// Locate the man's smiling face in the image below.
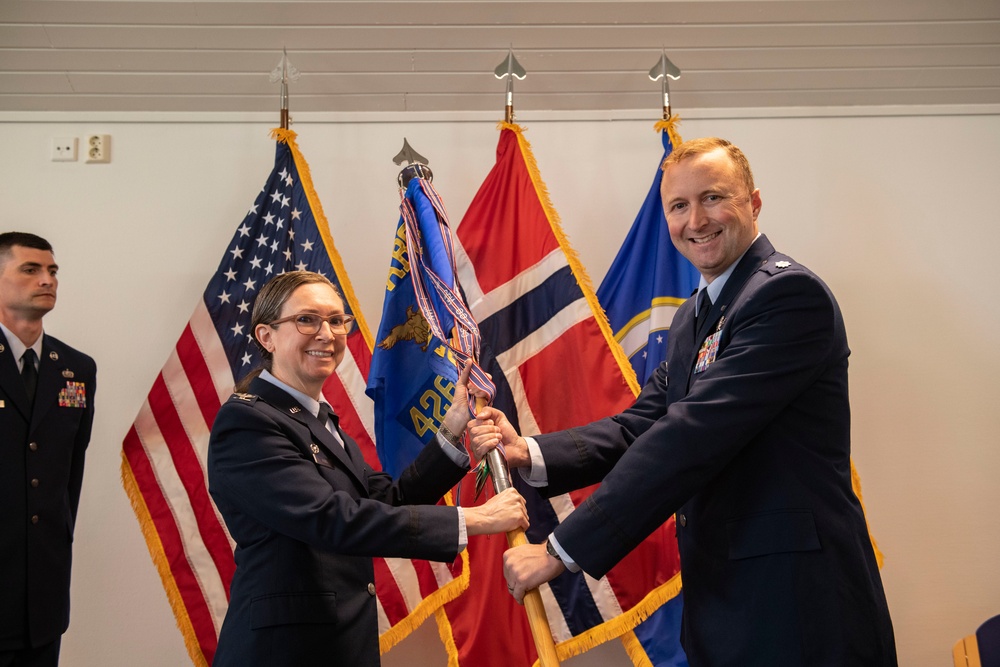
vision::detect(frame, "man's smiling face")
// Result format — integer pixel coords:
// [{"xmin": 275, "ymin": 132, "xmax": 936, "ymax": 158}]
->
[{"xmin": 661, "ymin": 147, "xmax": 762, "ymax": 283}]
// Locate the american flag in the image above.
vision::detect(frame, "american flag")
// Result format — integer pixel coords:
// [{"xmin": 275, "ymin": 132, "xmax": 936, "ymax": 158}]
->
[{"xmin": 120, "ymin": 129, "xmax": 456, "ymax": 666}]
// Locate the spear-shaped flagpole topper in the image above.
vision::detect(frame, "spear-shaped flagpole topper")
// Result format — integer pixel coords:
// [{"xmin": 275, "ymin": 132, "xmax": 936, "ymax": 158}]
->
[
  {"xmin": 494, "ymin": 48, "xmax": 527, "ymax": 123},
  {"xmin": 269, "ymin": 47, "xmax": 301, "ymax": 129},
  {"xmin": 393, "ymin": 138, "xmax": 433, "ymax": 189},
  {"xmin": 649, "ymin": 50, "xmax": 681, "ymax": 120}
]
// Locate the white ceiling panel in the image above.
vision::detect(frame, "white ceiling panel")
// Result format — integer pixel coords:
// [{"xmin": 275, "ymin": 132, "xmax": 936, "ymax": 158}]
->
[{"xmin": 1, "ymin": 0, "xmax": 998, "ymax": 114}]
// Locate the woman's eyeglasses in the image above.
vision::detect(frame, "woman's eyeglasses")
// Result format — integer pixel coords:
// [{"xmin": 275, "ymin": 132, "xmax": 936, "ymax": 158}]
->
[{"xmin": 269, "ymin": 313, "xmax": 355, "ymax": 335}]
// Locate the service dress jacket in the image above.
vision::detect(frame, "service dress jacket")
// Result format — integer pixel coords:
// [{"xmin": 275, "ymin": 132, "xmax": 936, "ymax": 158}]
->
[
  {"xmin": 208, "ymin": 376, "xmax": 467, "ymax": 667},
  {"xmin": 0, "ymin": 330, "xmax": 96, "ymax": 650},
  {"xmin": 537, "ymin": 236, "xmax": 896, "ymax": 666}
]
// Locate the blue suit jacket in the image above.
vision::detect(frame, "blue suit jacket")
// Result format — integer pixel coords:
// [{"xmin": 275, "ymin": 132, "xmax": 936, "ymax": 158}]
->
[
  {"xmin": 537, "ymin": 236, "xmax": 896, "ymax": 666},
  {"xmin": 0, "ymin": 330, "xmax": 96, "ymax": 650},
  {"xmin": 208, "ymin": 376, "xmax": 466, "ymax": 667}
]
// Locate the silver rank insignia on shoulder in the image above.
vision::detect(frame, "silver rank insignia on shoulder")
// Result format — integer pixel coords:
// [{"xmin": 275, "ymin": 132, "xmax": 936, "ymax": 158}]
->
[
  {"xmin": 232, "ymin": 392, "xmax": 255, "ymax": 401},
  {"xmin": 62, "ymin": 369, "xmax": 75, "ymax": 378},
  {"xmin": 775, "ymin": 261, "xmax": 791, "ymax": 269},
  {"xmin": 289, "ymin": 406, "xmax": 301, "ymax": 414},
  {"xmin": 49, "ymin": 351, "xmax": 59, "ymax": 360}
]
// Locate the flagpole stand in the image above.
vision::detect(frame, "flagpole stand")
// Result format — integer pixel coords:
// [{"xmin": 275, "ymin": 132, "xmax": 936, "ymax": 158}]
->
[{"xmin": 483, "ymin": 427, "xmax": 561, "ymax": 667}]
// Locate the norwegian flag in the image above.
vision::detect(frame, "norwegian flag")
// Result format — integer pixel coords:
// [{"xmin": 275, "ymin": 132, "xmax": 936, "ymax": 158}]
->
[
  {"xmin": 442, "ymin": 124, "xmax": 683, "ymax": 666},
  {"xmin": 119, "ymin": 129, "xmax": 455, "ymax": 666}
]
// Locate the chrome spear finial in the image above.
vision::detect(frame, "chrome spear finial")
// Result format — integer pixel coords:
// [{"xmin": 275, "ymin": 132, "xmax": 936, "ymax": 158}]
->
[
  {"xmin": 269, "ymin": 48, "xmax": 301, "ymax": 128},
  {"xmin": 648, "ymin": 50, "xmax": 681, "ymax": 119},
  {"xmin": 494, "ymin": 48, "xmax": 527, "ymax": 123}
]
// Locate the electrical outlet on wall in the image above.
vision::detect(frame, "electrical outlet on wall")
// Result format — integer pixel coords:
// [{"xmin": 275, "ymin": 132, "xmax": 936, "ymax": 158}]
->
[
  {"xmin": 85, "ymin": 134, "xmax": 111, "ymax": 163},
  {"xmin": 51, "ymin": 137, "xmax": 78, "ymax": 162}
]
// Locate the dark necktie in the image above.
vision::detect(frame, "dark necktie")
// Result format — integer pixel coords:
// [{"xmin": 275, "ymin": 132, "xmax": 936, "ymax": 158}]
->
[
  {"xmin": 318, "ymin": 402, "xmax": 360, "ymax": 463},
  {"xmin": 316, "ymin": 402, "xmax": 334, "ymax": 432},
  {"xmin": 317, "ymin": 402, "xmax": 348, "ymax": 450},
  {"xmin": 694, "ymin": 289, "xmax": 713, "ymax": 341},
  {"xmin": 21, "ymin": 348, "xmax": 38, "ymax": 409}
]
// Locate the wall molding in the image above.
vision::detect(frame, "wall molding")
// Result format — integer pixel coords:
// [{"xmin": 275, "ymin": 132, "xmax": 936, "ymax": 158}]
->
[{"xmin": 3, "ymin": 104, "xmax": 999, "ymax": 125}]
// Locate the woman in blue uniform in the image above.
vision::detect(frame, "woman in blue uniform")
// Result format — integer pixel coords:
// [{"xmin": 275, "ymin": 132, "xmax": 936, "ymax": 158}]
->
[{"xmin": 208, "ymin": 271, "xmax": 526, "ymax": 666}]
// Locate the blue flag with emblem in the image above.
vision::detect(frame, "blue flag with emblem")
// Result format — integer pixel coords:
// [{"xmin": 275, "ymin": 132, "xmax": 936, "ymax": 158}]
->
[
  {"xmin": 366, "ymin": 175, "xmax": 492, "ymax": 478},
  {"xmin": 596, "ymin": 119, "xmax": 697, "ymax": 666},
  {"xmin": 366, "ymin": 181, "xmax": 457, "ymax": 478},
  {"xmin": 597, "ymin": 120, "xmax": 699, "ymax": 387}
]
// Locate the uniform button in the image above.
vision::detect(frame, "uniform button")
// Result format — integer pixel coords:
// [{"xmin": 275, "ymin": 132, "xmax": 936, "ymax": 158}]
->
[
  {"xmin": 30, "ymin": 479, "xmax": 39, "ymax": 488},
  {"xmin": 367, "ymin": 583, "xmax": 376, "ymax": 596},
  {"xmin": 29, "ymin": 442, "xmax": 38, "ymax": 451},
  {"xmin": 678, "ymin": 513, "xmax": 687, "ymax": 527},
  {"xmin": 31, "ymin": 515, "xmax": 39, "ymax": 524}
]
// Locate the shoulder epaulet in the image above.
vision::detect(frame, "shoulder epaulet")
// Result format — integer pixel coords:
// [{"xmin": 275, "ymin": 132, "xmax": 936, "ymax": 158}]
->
[{"xmin": 761, "ymin": 257, "xmax": 795, "ymax": 276}]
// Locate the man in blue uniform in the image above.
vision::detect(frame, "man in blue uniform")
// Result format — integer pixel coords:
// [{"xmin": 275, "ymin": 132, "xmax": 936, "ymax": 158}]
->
[
  {"xmin": 0, "ymin": 232, "xmax": 96, "ymax": 667},
  {"xmin": 474, "ymin": 139, "xmax": 896, "ymax": 666}
]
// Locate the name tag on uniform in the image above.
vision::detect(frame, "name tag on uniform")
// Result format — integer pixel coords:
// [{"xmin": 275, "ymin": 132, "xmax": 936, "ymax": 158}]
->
[
  {"xmin": 693, "ymin": 317, "xmax": 725, "ymax": 375},
  {"xmin": 59, "ymin": 381, "xmax": 87, "ymax": 408},
  {"xmin": 309, "ymin": 443, "xmax": 335, "ymax": 469}
]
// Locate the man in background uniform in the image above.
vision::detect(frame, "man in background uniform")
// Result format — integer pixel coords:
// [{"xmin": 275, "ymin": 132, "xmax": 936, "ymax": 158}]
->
[{"xmin": 0, "ymin": 232, "xmax": 96, "ymax": 667}]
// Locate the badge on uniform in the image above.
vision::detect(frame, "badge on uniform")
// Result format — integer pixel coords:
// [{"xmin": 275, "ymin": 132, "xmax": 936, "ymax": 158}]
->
[
  {"xmin": 309, "ymin": 442, "xmax": 334, "ymax": 468},
  {"xmin": 59, "ymin": 381, "xmax": 87, "ymax": 408},
  {"xmin": 693, "ymin": 317, "xmax": 725, "ymax": 375}
]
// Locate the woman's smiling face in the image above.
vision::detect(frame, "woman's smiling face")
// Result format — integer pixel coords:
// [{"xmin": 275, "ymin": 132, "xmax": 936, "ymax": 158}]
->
[{"xmin": 255, "ymin": 282, "xmax": 347, "ymax": 397}]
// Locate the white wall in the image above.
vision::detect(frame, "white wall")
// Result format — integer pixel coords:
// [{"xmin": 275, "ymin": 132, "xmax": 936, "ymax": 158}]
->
[{"xmin": 2, "ymin": 109, "xmax": 998, "ymax": 666}]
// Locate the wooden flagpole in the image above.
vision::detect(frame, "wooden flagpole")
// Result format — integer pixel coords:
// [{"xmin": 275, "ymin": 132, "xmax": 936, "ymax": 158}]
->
[
  {"xmin": 480, "ymin": 399, "xmax": 561, "ymax": 667},
  {"xmin": 485, "ymin": 48, "xmax": 560, "ymax": 666}
]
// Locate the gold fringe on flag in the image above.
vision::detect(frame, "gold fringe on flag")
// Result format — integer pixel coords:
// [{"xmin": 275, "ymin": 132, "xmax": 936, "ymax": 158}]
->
[
  {"xmin": 851, "ymin": 462, "xmax": 885, "ymax": 568},
  {"xmin": 434, "ymin": 606, "xmax": 462, "ymax": 667},
  {"xmin": 270, "ymin": 128, "xmax": 375, "ymax": 350},
  {"xmin": 653, "ymin": 115, "xmax": 683, "ymax": 150},
  {"xmin": 497, "ymin": 121, "xmax": 641, "ymax": 396},
  {"xmin": 533, "ymin": 572, "xmax": 685, "ymax": 667},
  {"xmin": 377, "ymin": 493, "xmax": 472, "ymax": 654},
  {"xmin": 120, "ymin": 454, "xmax": 210, "ymax": 667},
  {"xmin": 620, "ymin": 632, "xmax": 656, "ymax": 667}
]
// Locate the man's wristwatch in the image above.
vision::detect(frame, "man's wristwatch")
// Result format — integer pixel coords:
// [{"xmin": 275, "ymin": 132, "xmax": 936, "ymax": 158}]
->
[
  {"xmin": 437, "ymin": 423, "xmax": 463, "ymax": 449},
  {"xmin": 544, "ymin": 538, "xmax": 562, "ymax": 562}
]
